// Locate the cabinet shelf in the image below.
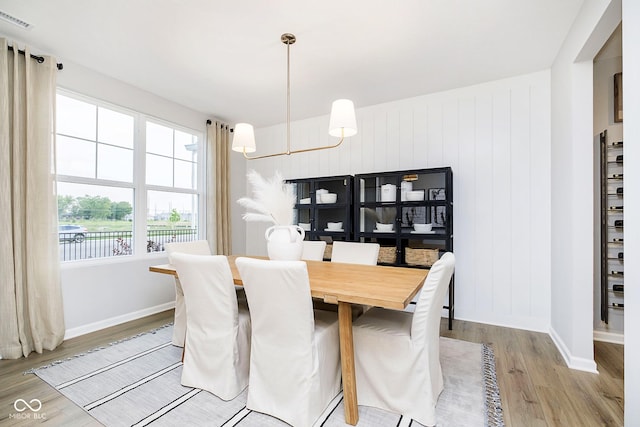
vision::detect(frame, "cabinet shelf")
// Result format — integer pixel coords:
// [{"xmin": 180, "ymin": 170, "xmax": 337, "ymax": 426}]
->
[
  {"xmin": 355, "ymin": 167, "xmax": 454, "ymax": 329},
  {"xmin": 288, "ymin": 175, "xmax": 354, "ymax": 243}
]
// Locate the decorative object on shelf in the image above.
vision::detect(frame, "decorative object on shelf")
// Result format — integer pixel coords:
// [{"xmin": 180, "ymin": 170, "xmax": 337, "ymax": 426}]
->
[
  {"xmin": 375, "ymin": 222, "xmax": 394, "ymax": 232},
  {"xmin": 428, "ymin": 188, "xmax": 446, "ymax": 201},
  {"xmin": 237, "ymin": 170, "xmax": 304, "ymax": 260},
  {"xmin": 405, "ymin": 247, "xmax": 440, "ymax": 267},
  {"xmin": 327, "ymin": 222, "xmax": 343, "ymax": 231},
  {"xmin": 614, "ymin": 72, "xmax": 622, "ymax": 123},
  {"xmin": 378, "ymin": 246, "xmax": 397, "ymax": 264},
  {"xmin": 364, "ymin": 207, "xmax": 396, "ymax": 226},
  {"xmin": 431, "ymin": 206, "xmax": 447, "ymax": 227},
  {"xmin": 413, "ymin": 223, "xmax": 433, "ymax": 233},
  {"xmin": 405, "ymin": 190, "xmax": 425, "ymax": 201},
  {"xmin": 231, "ymin": 33, "xmax": 357, "ymax": 160},
  {"xmin": 298, "ymin": 222, "xmax": 311, "ymax": 231},
  {"xmin": 400, "ymin": 180, "xmax": 413, "ymax": 201},
  {"xmin": 319, "ymin": 193, "xmax": 337, "ymax": 204},
  {"xmin": 380, "ymin": 184, "xmax": 396, "ymax": 202}
]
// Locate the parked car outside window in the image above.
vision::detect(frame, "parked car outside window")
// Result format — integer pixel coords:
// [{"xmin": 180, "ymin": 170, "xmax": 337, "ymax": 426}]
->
[{"xmin": 58, "ymin": 225, "xmax": 87, "ymax": 243}]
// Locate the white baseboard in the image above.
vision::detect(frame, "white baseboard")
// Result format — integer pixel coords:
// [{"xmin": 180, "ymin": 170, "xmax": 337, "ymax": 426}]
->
[
  {"xmin": 64, "ymin": 302, "xmax": 175, "ymax": 340},
  {"xmin": 549, "ymin": 326, "xmax": 599, "ymax": 373},
  {"xmin": 593, "ymin": 330, "xmax": 624, "ymax": 345}
]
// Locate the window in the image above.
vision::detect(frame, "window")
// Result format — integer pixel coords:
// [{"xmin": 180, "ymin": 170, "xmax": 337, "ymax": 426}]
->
[{"xmin": 56, "ymin": 91, "xmax": 203, "ymax": 261}]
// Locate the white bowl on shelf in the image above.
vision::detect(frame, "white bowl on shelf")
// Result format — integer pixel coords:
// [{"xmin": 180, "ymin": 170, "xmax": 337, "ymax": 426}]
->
[
  {"xmin": 375, "ymin": 222, "xmax": 394, "ymax": 232},
  {"xmin": 413, "ymin": 223, "xmax": 432, "ymax": 233},
  {"xmin": 320, "ymin": 193, "xmax": 337, "ymax": 203},
  {"xmin": 298, "ymin": 222, "xmax": 311, "ymax": 231},
  {"xmin": 406, "ymin": 190, "xmax": 424, "ymax": 201},
  {"xmin": 327, "ymin": 221, "xmax": 343, "ymax": 230},
  {"xmin": 299, "ymin": 198, "xmax": 311, "ymax": 204}
]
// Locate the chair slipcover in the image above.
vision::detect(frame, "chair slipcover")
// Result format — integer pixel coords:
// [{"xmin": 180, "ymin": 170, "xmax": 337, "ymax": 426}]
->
[
  {"xmin": 329, "ymin": 241, "xmax": 380, "ymax": 316},
  {"xmin": 171, "ymin": 253, "xmax": 250, "ymax": 401},
  {"xmin": 352, "ymin": 252, "xmax": 455, "ymax": 426},
  {"xmin": 301, "ymin": 240, "xmax": 327, "ymax": 261},
  {"xmin": 165, "ymin": 240, "xmax": 247, "ymax": 346},
  {"xmin": 330, "ymin": 241, "xmax": 380, "ymax": 265},
  {"xmin": 235, "ymin": 257, "xmax": 341, "ymax": 427}
]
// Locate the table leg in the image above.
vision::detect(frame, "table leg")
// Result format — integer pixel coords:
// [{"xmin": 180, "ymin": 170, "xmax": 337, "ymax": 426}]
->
[{"xmin": 338, "ymin": 301, "xmax": 358, "ymax": 425}]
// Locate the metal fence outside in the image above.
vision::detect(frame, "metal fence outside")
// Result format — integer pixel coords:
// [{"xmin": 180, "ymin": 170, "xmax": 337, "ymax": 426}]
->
[{"xmin": 59, "ymin": 228, "xmax": 198, "ymax": 261}]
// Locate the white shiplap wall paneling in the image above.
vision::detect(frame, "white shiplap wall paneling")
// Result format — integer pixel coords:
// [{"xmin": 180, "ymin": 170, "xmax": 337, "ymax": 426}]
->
[{"xmin": 244, "ymin": 70, "xmax": 551, "ymax": 331}]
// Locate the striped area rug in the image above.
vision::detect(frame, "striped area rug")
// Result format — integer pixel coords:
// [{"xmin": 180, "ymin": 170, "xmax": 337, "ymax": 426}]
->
[{"xmin": 30, "ymin": 324, "xmax": 504, "ymax": 427}]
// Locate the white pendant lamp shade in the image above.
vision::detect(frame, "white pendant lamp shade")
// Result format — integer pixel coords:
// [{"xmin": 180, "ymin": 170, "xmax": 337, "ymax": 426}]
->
[
  {"xmin": 328, "ymin": 99, "xmax": 357, "ymax": 138},
  {"xmin": 232, "ymin": 123, "xmax": 257, "ymax": 153}
]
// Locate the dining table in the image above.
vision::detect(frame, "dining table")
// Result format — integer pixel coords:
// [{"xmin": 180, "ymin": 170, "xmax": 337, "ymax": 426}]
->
[{"xmin": 150, "ymin": 255, "xmax": 429, "ymax": 426}]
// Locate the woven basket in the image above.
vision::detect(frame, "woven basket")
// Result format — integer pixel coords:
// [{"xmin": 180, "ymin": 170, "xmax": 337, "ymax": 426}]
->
[
  {"xmin": 323, "ymin": 244, "xmax": 333, "ymax": 260},
  {"xmin": 405, "ymin": 248, "xmax": 439, "ymax": 267},
  {"xmin": 377, "ymin": 246, "xmax": 396, "ymax": 264}
]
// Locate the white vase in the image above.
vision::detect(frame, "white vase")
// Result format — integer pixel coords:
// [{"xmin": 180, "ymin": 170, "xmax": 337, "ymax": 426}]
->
[{"xmin": 265, "ymin": 225, "xmax": 305, "ymax": 261}]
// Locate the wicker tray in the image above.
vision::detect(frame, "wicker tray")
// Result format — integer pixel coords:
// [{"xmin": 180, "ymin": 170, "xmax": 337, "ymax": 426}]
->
[
  {"xmin": 405, "ymin": 248, "xmax": 439, "ymax": 267},
  {"xmin": 378, "ymin": 246, "xmax": 396, "ymax": 264}
]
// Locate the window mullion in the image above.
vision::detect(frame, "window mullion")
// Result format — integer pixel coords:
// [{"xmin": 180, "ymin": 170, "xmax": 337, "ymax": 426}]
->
[{"xmin": 134, "ymin": 113, "xmax": 147, "ymax": 256}]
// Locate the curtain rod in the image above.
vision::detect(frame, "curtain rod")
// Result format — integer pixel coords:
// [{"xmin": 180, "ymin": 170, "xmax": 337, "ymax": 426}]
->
[{"xmin": 7, "ymin": 45, "xmax": 63, "ymax": 70}]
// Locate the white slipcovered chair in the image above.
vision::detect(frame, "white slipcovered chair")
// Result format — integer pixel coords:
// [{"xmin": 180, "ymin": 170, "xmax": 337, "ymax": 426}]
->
[
  {"xmin": 235, "ymin": 257, "xmax": 341, "ymax": 427},
  {"xmin": 329, "ymin": 241, "xmax": 380, "ymax": 316},
  {"xmin": 165, "ymin": 240, "xmax": 211, "ymax": 347},
  {"xmin": 330, "ymin": 241, "xmax": 380, "ymax": 265},
  {"xmin": 170, "ymin": 253, "xmax": 250, "ymax": 400},
  {"xmin": 301, "ymin": 240, "xmax": 327, "ymax": 261},
  {"xmin": 352, "ymin": 252, "xmax": 455, "ymax": 426}
]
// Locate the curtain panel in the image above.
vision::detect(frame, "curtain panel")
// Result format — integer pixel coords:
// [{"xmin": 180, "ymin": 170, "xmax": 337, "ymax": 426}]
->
[
  {"xmin": 0, "ymin": 39, "xmax": 65, "ymax": 359},
  {"xmin": 206, "ymin": 121, "xmax": 232, "ymax": 255}
]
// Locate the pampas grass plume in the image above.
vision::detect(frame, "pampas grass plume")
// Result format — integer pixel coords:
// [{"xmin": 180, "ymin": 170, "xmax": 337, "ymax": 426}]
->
[{"xmin": 237, "ymin": 170, "xmax": 296, "ymax": 225}]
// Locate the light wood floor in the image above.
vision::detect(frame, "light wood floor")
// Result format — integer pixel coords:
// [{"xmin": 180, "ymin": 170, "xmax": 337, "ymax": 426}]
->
[{"xmin": 0, "ymin": 311, "xmax": 624, "ymax": 427}]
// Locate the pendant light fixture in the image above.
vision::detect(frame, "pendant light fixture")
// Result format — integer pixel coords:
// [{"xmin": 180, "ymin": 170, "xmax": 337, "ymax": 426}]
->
[{"xmin": 232, "ymin": 33, "xmax": 358, "ymax": 160}]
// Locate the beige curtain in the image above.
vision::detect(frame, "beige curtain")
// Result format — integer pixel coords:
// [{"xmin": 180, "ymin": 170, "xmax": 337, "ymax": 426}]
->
[
  {"xmin": 0, "ymin": 39, "xmax": 64, "ymax": 359},
  {"xmin": 206, "ymin": 121, "xmax": 232, "ymax": 255}
]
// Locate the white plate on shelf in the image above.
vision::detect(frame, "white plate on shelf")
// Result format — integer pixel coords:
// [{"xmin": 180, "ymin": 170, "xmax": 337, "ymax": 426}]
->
[
  {"xmin": 324, "ymin": 228, "xmax": 344, "ymax": 232},
  {"xmin": 410, "ymin": 230, "xmax": 436, "ymax": 234},
  {"xmin": 373, "ymin": 229, "xmax": 394, "ymax": 233}
]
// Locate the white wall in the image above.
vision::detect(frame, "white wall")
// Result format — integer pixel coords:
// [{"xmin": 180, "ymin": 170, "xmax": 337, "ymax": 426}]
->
[
  {"xmin": 622, "ymin": 0, "xmax": 640, "ymax": 424},
  {"xmin": 55, "ymin": 61, "xmax": 211, "ymax": 336},
  {"xmin": 236, "ymin": 71, "xmax": 551, "ymax": 332},
  {"xmin": 549, "ymin": 0, "xmax": 620, "ymax": 373}
]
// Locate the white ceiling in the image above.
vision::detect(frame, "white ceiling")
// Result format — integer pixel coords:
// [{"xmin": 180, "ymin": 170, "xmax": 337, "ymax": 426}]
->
[{"xmin": 0, "ymin": 0, "xmax": 584, "ymax": 128}]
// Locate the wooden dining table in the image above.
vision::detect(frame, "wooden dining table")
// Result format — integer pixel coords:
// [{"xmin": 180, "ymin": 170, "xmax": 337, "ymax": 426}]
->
[{"xmin": 150, "ymin": 255, "xmax": 429, "ymax": 426}]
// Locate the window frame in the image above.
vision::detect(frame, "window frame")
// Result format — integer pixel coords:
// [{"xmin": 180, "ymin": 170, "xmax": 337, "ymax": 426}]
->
[{"xmin": 56, "ymin": 89, "xmax": 205, "ymax": 262}]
